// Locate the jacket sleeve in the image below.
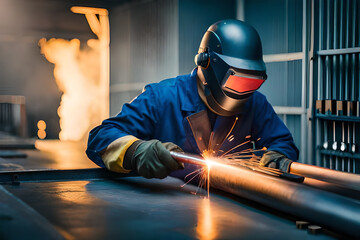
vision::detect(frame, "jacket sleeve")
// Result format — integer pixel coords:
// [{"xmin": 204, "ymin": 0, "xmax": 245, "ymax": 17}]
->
[
  {"xmin": 251, "ymin": 94, "xmax": 299, "ymax": 161},
  {"xmin": 100, "ymin": 135, "xmax": 139, "ymax": 173},
  {"xmin": 86, "ymin": 85, "xmax": 159, "ymax": 169}
]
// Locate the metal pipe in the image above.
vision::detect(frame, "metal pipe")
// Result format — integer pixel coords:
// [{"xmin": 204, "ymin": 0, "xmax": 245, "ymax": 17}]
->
[
  {"xmin": 170, "ymin": 151, "xmax": 208, "ymax": 166},
  {"xmin": 300, "ymin": 0, "xmax": 308, "ymax": 164},
  {"xmin": 351, "ymin": 0, "xmax": 359, "ymax": 174},
  {"xmin": 317, "ymin": 0, "xmax": 325, "ymax": 168},
  {"xmin": 170, "ymin": 152, "xmax": 304, "ymax": 182},
  {"xmin": 334, "ymin": 0, "xmax": 341, "ymax": 171},
  {"xmin": 171, "ymin": 152, "xmax": 360, "ymax": 237},
  {"xmin": 209, "ymin": 159, "xmax": 360, "ymax": 238},
  {"xmin": 345, "ymin": 0, "xmax": 352, "ymax": 172},
  {"xmin": 308, "ymin": 0, "xmax": 315, "ymax": 167},
  {"xmin": 303, "ymin": 177, "xmax": 360, "ymax": 201},
  {"xmin": 338, "ymin": 0, "xmax": 345, "ymax": 171},
  {"xmin": 290, "ymin": 161, "xmax": 360, "ymax": 191},
  {"xmin": 171, "ymin": 152, "xmax": 360, "ymax": 191},
  {"xmin": 317, "ymin": 47, "xmax": 360, "ymax": 55}
]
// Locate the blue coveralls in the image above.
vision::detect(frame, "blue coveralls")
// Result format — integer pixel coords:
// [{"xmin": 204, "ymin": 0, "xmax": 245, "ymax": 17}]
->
[{"xmin": 86, "ymin": 69, "xmax": 299, "ymax": 179}]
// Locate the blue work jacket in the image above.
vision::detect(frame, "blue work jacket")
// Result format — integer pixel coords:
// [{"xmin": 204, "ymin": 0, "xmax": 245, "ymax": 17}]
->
[{"xmin": 86, "ymin": 69, "xmax": 299, "ymax": 178}]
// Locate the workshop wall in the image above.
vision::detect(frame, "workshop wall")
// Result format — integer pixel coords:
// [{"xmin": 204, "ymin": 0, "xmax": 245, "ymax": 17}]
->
[
  {"xmin": 178, "ymin": 0, "xmax": 237, "ymax": 75},
  {"xmin": 0, "ymin": 0, "xmax": 101, "ymax": 138},
  {"xmin": 245, "ymin": 0, "xmax": 303, "ymax": 106},
  {"xmin": 109, "ymin": 0, "xmax": 178, "ymax": 116}
]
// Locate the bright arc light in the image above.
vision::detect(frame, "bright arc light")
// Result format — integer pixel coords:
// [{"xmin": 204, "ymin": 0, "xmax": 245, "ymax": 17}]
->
[
  {"xmin": 206, "ymin": 160, "xmax": 212, "ymax": 169},
  {"xmin": 204, "ymin": 157, "xmax": 223, "ymax": 168}
]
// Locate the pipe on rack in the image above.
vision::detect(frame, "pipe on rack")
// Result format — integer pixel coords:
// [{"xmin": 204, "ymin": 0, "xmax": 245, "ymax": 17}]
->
[{"xmin": 290, "ymin": 162, "xmax": 360, "ymax": 191}]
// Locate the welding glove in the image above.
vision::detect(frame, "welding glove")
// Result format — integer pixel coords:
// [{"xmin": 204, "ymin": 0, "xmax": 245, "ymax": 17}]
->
[
  {"xmin": 259, "ymin": 151, "xmax": 293, "ymax": 172},
  {"xmin": 123, "ymin": 139, "xmax": 184, "ymax": 179}
]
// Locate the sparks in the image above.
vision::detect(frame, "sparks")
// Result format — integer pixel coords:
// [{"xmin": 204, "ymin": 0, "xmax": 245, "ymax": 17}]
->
[{"xmin": 179, "ymin": 115, "xmax": 274, "ymax": 199}]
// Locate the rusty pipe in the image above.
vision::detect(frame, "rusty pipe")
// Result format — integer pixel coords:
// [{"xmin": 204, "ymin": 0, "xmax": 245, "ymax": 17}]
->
[{"xmin": 290, "ymin": 162, "xmax": 360, "ymax": 191}]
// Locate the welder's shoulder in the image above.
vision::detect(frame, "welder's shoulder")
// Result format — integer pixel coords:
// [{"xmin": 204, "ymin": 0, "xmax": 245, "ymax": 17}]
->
[
  {"xmin": 250, "ymin": 91, "xmax": 268, "ymax": 104},
  {"xmin": 247, "ymin": 91, "xmax": 276, "ymax": 115}
]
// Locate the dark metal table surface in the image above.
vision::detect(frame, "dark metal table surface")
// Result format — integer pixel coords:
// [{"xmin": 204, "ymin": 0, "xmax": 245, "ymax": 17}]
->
[
  {"xmin": 3, "ymin": 176, "xmax": 336, "ymax": 240},
  {"xmin": 0, "ymin": 140, "xmax": 339, "ymax": 239}
]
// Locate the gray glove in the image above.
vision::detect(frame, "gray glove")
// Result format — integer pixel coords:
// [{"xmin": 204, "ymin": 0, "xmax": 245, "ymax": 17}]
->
[
  {"xmin": 260, "ymin": 151, "xmax": 293, "ymax": 172},
  {"xmin": 124, "ymin": 139, "xmax": 184, "ymax": 179}
]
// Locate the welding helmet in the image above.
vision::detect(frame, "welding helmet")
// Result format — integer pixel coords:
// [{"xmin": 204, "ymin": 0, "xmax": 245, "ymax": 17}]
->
[{"xmin": 195, "ymin": 19, "xmax": 267, "ymax": 116}]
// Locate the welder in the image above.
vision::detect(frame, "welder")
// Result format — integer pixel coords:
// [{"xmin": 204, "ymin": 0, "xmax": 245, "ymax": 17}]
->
[{"xmin": 86, "ymin": 19, "xmax": 299, "ymax": 180}]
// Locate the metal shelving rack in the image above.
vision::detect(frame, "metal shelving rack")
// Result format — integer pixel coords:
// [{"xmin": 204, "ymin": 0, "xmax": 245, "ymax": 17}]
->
[{"xmin": 311, "ymin": 0, "xmax": 360, "ymax": 173}]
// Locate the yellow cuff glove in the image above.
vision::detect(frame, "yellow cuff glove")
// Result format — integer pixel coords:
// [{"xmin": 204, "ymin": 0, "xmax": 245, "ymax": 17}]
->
[{"xmin": 101, "ymin": 135, "xmax": 139, "ymax": 173}]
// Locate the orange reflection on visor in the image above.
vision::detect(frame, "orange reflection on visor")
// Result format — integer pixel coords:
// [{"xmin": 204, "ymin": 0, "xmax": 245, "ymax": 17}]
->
[{"xmin": 223, "ymin": 75, "xmax": 264, "ymax": 93}]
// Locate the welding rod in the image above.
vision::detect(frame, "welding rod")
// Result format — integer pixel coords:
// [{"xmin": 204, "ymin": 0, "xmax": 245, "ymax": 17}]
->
[
  {"xmin": 170, "ymin": 151, "xmax": 304, "ymax": 182},
  {"xmin": 170, "ymin": 151, "xmax": 208, "ymax": 166}
]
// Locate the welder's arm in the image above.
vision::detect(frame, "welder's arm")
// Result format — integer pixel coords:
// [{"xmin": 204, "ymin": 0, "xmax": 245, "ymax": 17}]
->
[
  {"xmin": 251, "ymin": 93, "xmax": 299, "ymax": 164},
  {"xmin": 101, "ymin": 136, "xmax": 184, "ymax": 178},
  {"xmin": 87, "ymin": 84, "xmax": 166, "ymax": 170},
  {"xmin": 260, "ymin": 151, "xmax": 293, "ymax": 172}
]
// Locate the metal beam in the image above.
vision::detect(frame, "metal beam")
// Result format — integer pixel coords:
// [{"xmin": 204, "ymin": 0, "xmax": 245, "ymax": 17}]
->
[
  {"xmin": 0, "ymin": 168, "xmax": 136, "ymax": 184},
  {"xmin": 301, "ymin": 0, "xmax": 310, "ymax": 164},
  {"xmin": 263, "ymin": 52, "xmax": 303, "ymax": 63},
  {"xmin": 317, "ymin": 47, "xmax": 360, "ymax": 56},
  {"xmin": 273, "ymin": 106, "xmax": 305, "ymax": 115},
  {"xmin": 110, "ymin": 83, "xmax": 145, "ymax": 93},
  {"xmin": 316, "ymin": 113, "xmax": 360, "ymax": 122},
  {"xmin": 236, "ymin": 0, "xmax": 245, "ymax": 21}
]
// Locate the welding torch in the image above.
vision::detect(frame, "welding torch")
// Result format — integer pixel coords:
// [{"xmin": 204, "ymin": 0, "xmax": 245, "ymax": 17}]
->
[{"xmin": 170, "ymin": 151, "xmax": 304, "ymax": 183}]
